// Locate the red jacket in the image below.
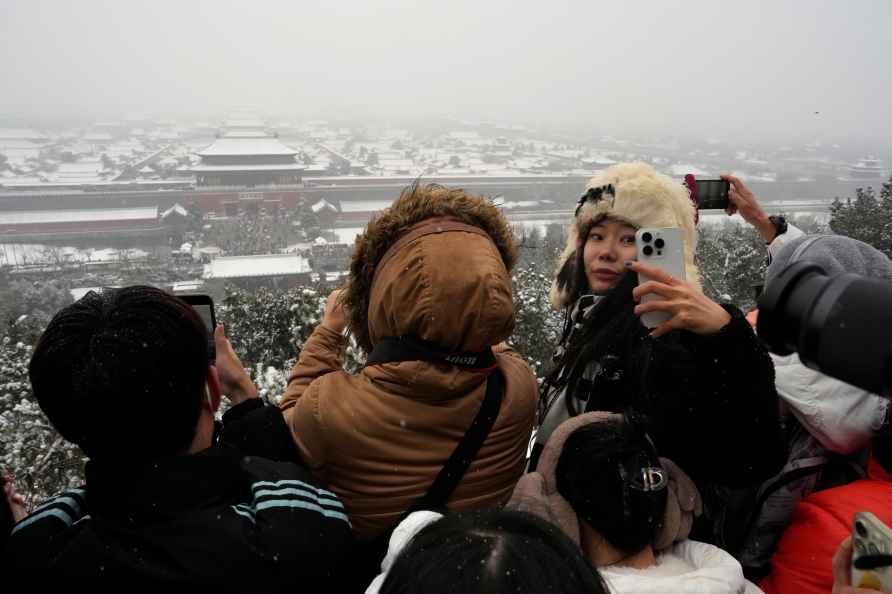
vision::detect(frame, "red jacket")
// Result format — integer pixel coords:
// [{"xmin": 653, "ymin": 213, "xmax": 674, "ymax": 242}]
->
[{"xmin": 760, "ymin": 457, "xmax": 892, "ymax": 594}]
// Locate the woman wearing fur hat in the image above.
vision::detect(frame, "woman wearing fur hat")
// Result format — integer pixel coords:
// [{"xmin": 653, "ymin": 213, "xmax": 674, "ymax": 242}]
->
[
  {"xmin": 533, "ymin": 163, "xmax": 784, "ymax": 516},
  {"xmin": 278, "ymin": 183, "xmax": 537, "ymax": 546}
]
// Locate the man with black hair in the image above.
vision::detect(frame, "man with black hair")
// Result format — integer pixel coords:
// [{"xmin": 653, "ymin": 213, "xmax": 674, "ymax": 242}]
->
[{"xmin": 5, "ymin": 286, "xmax": 352, "ymax": 588}]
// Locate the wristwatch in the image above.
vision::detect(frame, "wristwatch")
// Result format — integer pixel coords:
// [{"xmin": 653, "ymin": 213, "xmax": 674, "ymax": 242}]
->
[{"xmin": 768, "ymin": 215, "xmax": 788, "ymax": 242}]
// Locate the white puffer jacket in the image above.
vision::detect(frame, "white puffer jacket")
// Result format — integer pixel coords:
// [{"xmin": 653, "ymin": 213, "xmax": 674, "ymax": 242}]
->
[
  {"xmin": 773, "ymin": 352, "xmax": 888, "ymax": 454},
  {"xmin": 766, "ymin": 223, "xmax": 889, "ymax": 455},
  {"xmin": 601, "ymin": 540, "xmax": 763, "ymax": 594}
]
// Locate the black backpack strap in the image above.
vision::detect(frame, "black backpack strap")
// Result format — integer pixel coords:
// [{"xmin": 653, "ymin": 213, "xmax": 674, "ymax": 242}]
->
[
  {"xmin": 406, "ymin": 369, "xmax": 505, "ymax": 515},
  {"xmin": 366, "ymin": 336, "xmax": 497, "ymax": 372}
]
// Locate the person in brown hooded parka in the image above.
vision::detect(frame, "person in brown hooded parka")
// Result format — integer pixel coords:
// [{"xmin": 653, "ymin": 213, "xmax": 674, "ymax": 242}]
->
[{"xmin": 279, "ymin": 183, "xmax": 538, "ymax": 541}]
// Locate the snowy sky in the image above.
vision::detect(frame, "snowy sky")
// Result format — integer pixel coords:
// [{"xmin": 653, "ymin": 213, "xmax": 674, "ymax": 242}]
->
[{"xmin": 2, "ymin": 0, "xmax": 890, "ymax": 143}]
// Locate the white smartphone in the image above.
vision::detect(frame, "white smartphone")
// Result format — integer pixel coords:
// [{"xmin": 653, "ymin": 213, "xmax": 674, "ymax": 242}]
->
[
  {"xmin": 852, "ymin": 511, "xmax": 892, "ymax": 590},
  {"xmin": 635, "ymin": 227, "xmax": 686, "ymax": 329}
]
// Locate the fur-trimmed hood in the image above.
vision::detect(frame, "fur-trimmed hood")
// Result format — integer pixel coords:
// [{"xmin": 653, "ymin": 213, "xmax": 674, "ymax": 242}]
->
[
  {"xmin": 344, "ymin": 183, "xmax": 518, "ymax": 354},
  {"xmin": 550, "ymin": 162, "xmax": 702, "ymax": 310}
]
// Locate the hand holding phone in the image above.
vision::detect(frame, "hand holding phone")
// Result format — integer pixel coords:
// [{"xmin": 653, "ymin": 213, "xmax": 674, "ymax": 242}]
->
[
  {"xmin": 851, "ymin": 512, "xmax": 892, "ymax": 590},
  {"xmin": 635, "ymin": 228, "xmax": 686, "ymax": 329},
  {"xmin": 180, "ymin": 294, "xmax": 217, "ymax": 361}
]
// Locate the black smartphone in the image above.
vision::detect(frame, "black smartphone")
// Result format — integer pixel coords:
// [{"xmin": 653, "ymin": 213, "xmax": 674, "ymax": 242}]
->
[
  {"xmin": 180, "ymin": 294, "xmax": 217, "ymax": 361},
  {"xmin": 695, "ymin": 179, "xmax": 730, "ymax": 210}
]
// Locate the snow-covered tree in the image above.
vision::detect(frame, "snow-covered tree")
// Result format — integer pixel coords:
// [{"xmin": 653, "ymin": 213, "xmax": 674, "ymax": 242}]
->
[
  {"xmin": 218, "ymin": 285, "xmax": 364, "ymax": 404},
  {"xmin": 0, "ymin": 338, "xmax": 86, "ymax": 509},
  {"xmin": 696, "ymin": 221, "xmax": 767, "ymax": 312},
  {"xmin": 0, "ymin": 278, "xmax": 72, "ymax": 348},
  {"xmin": 830, "ymin": 178, "xmax": 892, "ymax": 258},
  {"xmin": 509, "ymin": 266, "xmax": 563, "ymax": 379}
]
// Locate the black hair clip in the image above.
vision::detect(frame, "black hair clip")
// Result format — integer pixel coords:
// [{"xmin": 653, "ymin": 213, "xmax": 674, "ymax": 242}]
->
[{"xmin": 574, "ymin": 184, "xmax": 616, "ymax": 217}]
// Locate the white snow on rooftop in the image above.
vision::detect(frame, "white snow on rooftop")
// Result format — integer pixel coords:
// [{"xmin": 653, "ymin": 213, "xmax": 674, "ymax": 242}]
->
[
  {"xmin": 338, "ymin": 200, "xmax": 393, "ymax": 213},
  {"xmin": 0, "ymin": 128, "xmax": 48, "ymax": 141},
  {"xmin": 198, "ymin": 137, "xmax": 299, "ymax": 157},
  {"xmin": 224, "ymin": 118, "xmax": 267, "ymax": 128},
  {"xmin": 668, "ymin": 163, "xmax": 710, "ymax": 177},
  {"xmin": 189, "ymin": 163, "xmax": 304, "ymax": 172},
  {"xmin": 161, "ymin": 203, "xmax": 188, "ymax": 218},
  {"xmin": 0, "ymin": 207, "xmax": 158, "ymax": 225},
  {"xmin": 311, "ymin": 199, "xmax": 338, "ymax": 213},
  {"xmin": 203, "ymin": 253, "xmax": 311, "ymax": 279},
  {"xmin": 499, "ymin": 200, "xmax": 541, "ymax": 210},
  {"xmin": 332, "ymin": 227, "xmax": 363, "ymax": 244}
]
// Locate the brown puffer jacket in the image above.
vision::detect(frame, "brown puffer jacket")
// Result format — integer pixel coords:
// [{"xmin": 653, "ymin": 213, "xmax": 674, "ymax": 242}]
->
[{"xmin": 280, "ymin": 185, "xmax": 538, "ymax": 539}]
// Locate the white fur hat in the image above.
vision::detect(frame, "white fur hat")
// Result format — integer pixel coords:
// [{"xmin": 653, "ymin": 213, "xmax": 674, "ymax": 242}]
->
[{"xmin": 550, "ymin": 162, "xmax": 702, "ymax": 309}]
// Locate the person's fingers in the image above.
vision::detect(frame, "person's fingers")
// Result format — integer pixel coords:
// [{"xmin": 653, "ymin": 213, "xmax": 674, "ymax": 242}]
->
[
  {"xmin": 832, "ymin": 536, "xmax": 854, "ymax": 586},
  {"xmin": 649, "ymin": 316, "xmax": 684, "ymax": 338},
  {"xmin": 633, "ymin": 300, "xmax": 676, "ymax": 316},
  {"xmin": 628, "ymin": 261, "xmax": 682, "ymax": 286},
  {"xmin": 721, "ymin": 173, "xmax": 744, "ymax": 188},
  {"xmin": 632, "ymin": 280, "xmax": 677, "ymax": 302}
]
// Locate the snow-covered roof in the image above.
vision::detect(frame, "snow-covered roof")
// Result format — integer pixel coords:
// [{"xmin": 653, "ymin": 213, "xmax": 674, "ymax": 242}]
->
[
  {"xmin": 198, "ymin": 137, "xmax": 298, "ymax": 157},
  {"xmin": 170, "ymin": 280, "xmax": 204, "ymax": 293},
  {"xmin": 0, "ymin": 206, "xmax": 158, "ymax": 225},
  {"xmin": 311, "ymin": 199, "xmax": 337, "ymax": 213},
  {"xmin": 189, "ymin": 163, "xmax": 304, "ymax": 172},
  {"xmin": 223, "ymin": 118, "xmax": 267, "ymax": 129},
  {"xmin": 161, "ymin": 203, "xmax": 188, "ymax": 219},
  {"xmin": 0, "ymin": 128, "xmax": 48, "ymax": 141},
  {"xmin": 668, "ymin": 163, "xmax": 710, "ymax": 177},
  {"xmin": 0, "ymin": 139, "xmax": 40, "ymax": 150},
  {"xmin": 70, "ymin": 287, "xmax": 107, "ymax": 301},
  {"xmin": 203, "ymin": 253, "xmax": 311, "ymax": 279},
  {"xmin": 222, "ymin": 130, "xmax": 270, "ymax": 139},
  {"xmin": 499, "ymin": 200, "xmax": 541, "ymax": 210},
  {"xmin": 338, "ymin": 200, "xmax": 393, "ymax": 213}
]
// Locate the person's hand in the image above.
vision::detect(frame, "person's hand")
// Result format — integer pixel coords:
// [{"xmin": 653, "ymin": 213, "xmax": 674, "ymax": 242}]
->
[
  {"xmin": 629, "ymin": 261, "xmax": 732, "ymax": 338},
  {"xmin": 832, "ymin": 536, "xmax": 892, "ymax": 593},
  {"xmin": 321, "ymin": 289, "xmax": 347, "ymax": 334},
  {"xmin": 2, "ymin": 473, "xmax": 28, "ymax": 523},
  {"xmin": 214, "ymin": 324, "xmax": 258, "ymax": 405},
  {"xmin": 722, "ymin": 174, "xmax": 776, "ymax": 242}
]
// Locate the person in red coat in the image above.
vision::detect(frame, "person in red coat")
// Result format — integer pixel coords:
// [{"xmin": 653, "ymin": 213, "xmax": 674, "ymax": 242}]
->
[{"xmin": 761, "ymin": 429, "xmax": 892, "ymax": 594}]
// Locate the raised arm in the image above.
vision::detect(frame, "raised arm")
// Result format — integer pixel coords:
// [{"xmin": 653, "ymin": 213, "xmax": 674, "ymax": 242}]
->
[{"xmin": 280, "ymin": 290, "xmax": 347, "ymax": 413}]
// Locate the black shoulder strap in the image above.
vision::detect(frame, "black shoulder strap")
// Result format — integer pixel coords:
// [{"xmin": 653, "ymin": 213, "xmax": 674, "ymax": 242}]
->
[
  {"xmin": 406, "ymin": 370, "xmax": 504, "ymax": 515},
  {"xmin": 366, "ymin": 336, "xmax": 497, "ymax": 371}
]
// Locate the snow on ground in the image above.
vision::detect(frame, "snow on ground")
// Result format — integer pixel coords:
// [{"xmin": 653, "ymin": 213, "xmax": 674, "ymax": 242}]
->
[{"xmin": 0, "ymin": 243, "xmax": 150, "ymax": 266}]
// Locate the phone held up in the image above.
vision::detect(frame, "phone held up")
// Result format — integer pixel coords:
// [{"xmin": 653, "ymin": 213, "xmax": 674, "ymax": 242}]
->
[
  {"xmin": 689, "ymin": 178, "xmax": 730, "ymax": 211},
  {"xmin": 635, "ymin": 227, "xmax": 686, "ymax": 329},
  {"xmin": 852, "ymin": 511, "xmax": 892, "ymax": 590},
  {"xmin": 180, "ymin": 294, "xmax": 217, "ymax": 362}
]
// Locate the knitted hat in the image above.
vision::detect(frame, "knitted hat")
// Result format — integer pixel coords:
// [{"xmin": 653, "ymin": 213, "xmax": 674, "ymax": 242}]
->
[
  {"xmin": 550, "ymin": 162, "xmax": 702, "ymax": 309},
  {"xmin": 766, "ymin": 234, "xmax": 892, "ymax": 287}
]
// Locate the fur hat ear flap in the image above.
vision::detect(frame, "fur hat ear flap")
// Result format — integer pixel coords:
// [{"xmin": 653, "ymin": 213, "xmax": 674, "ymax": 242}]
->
[{"xmin": 550, "ymin": 247, "xmax": 579, "ymax": 310}]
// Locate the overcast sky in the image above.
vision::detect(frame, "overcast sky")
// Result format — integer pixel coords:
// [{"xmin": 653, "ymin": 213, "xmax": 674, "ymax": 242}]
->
[{"xmin": 2, "ymin": 0, "xmax": 890, "ymax": 144}]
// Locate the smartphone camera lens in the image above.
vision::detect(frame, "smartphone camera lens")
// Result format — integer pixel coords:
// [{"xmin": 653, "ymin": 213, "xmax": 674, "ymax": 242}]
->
[
  {"xmin": 643, "ymin": 245, "xmax": 654, "ymax": 256},
  {"xmin": 641, "ymin": 232, "xmax": 653, "ymax": 243},
  {"xmin": 856, "ymin": 521, "xmax": 868, "ymax": 538},
  {"xmin": 655, "ymin": 238, "xmax": 665, "ymax": 249}
]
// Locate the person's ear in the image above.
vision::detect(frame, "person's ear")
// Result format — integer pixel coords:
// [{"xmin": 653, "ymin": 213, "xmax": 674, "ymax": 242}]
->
[{"xmin": 205, "ymin": 366, "xmax": 222, "ymax": 413}]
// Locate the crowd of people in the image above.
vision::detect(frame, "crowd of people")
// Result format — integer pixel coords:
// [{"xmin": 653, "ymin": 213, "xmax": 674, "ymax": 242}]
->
[{"xmin": 3, "ymin": 163, "xmax": 891, "ymax": 593}]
